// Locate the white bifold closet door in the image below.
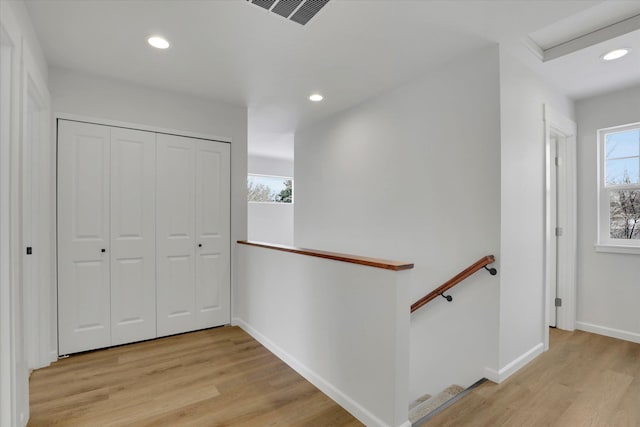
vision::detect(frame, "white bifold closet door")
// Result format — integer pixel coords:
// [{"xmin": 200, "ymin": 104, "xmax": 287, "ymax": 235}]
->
[
  {"xmin": 109, "ymin": 127, "xmax": 156, "ymax": 346},
  {"xmin": 156, "ymin": 134, "xmax": 230, "ymax": 337},
  {"xmin": 58, "ymin": 121, "xmax": 156, "ymax": 354},
  {"xmin": 58, "ymin": 121, "xmax": 111, "ymax": 354}
]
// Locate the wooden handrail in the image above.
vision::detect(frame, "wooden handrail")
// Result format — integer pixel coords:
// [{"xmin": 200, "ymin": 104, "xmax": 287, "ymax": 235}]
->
[
  {"xmin": 237, "ymin": 240, "xmax": 414, "ymax": 271},
  {"xmin": 410, "ymin": 255, "xmax": 496, "ymax": 313}
]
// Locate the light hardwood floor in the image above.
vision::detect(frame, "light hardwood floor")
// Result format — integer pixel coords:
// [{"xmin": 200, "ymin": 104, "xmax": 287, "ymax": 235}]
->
[
  {"xmin": 423, "ymin": 328, "xmax": 640, "ymax": 426},
  {"xmin": 28, "ymin": 326, "xmax": 362, "ymax": 426}
]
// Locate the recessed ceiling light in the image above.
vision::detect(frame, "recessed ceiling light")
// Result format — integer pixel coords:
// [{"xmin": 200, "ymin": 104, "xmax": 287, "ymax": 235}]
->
[
  {"xmin": 309, "ymin": 94, "xmax": 323, "ymax": 102},
  {"xmin": 148, "ymin": 36, "xmax": 170, "ymax": 49},
  {"xmin": 602, "ymin": 48, "xmax": 630, "ymax": 61}
]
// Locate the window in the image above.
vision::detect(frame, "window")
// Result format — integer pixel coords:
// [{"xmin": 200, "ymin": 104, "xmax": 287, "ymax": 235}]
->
[
  {"xmin": 247, "ymin": 174, "xmax": 293, "ymax": 203},
  {"xmin": 598, "ymin": 123, "xmax": 640, "ymax": 251}
]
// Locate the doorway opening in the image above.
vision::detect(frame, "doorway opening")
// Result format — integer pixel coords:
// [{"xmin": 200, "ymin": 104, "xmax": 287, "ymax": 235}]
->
[{"xmin": 544, "ymin": 106, "xmax": 577, "ymax": 350}]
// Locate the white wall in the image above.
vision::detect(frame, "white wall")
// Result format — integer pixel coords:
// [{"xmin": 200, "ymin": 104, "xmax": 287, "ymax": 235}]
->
[
  {"xmin": 248, "ymin": 153, "xmax": 293, "ymax": 177},
  {"xmin": 0, "ymin": 1, "xmax": 51, "ymax": 425},
  {"xmin": 295, "ymin": 46, "xmax": 502, "ymax": 399},
  {"xmin": 235, "ymin": 244, "xmax": 411, "ymax": 427},
  {"xmin": 248, "ymin": 203, "xmax": 294, "ymax": 246},
  {"xmin": 49, "ymin": 66, "xmax": 248, "ymax": 329},
  {"xmin": 575, "ymin": 85, "xmax": 640, "ymax": 343},
  {"xmin": 497, "ymin": 50, "xmax": 576, "ymax": 372},
  {"xmin": 247, "ymin": 154, "xmax": 294, "ymax": 245}
]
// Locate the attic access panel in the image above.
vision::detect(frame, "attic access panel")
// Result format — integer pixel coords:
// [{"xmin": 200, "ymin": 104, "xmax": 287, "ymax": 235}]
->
[{"xmin": 247, "ymin": 0, "xmax": 330, "ymax": 25}]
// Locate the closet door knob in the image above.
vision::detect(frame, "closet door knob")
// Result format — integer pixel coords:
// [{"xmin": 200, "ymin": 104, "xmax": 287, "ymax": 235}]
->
[
  {"xmin": 101, "ymin": 248, "xmax": 106, "ymax": 253},
  {"xmin": 198, "ymin": 244, "xmax": 202, "ymax": 248}
]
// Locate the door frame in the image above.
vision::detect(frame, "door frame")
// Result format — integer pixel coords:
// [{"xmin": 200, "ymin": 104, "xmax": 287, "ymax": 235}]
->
[
  {"xmin": 55, "ymin": 113, "xmax": 232, "ymax": 144},
  {"xmin": 22, "ymin": 44, "xmax": 53, "ymax": 370},
  {"xmin": 0, "ymin": 16, "xmax": 22, "ymax": 426},
  {"xmin": 543, "ymin": 105, "xmax": 577, "ymax": 350}
]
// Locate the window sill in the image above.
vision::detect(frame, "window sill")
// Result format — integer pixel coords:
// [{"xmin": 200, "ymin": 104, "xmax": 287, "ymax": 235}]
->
[
  {"xmin": 594, "ymin": 244, "xmax": 640, "ymax": 255},
  {"xmin": 248, "ymin": 201, "xmax": 294, "ymax": 205}
]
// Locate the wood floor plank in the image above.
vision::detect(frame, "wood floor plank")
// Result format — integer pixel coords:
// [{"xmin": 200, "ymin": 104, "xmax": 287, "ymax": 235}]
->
[
  {"xmin": 28, "ymin": 326, "xmax": 362, "ymax": 426},
  {"xmin": 422, "ymin": 329, "xmax": 640, "ymax": 427},
  {"xmin": 609, "ymin": 378, "xmax": 640, "ymax": 427},
  {"xmin": 554, "ymin": 369, "xmax": 633, "ymax": 426}
]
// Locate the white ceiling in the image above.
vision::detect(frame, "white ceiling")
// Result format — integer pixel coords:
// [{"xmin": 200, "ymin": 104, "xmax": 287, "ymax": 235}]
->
[
  {"xmin": 516, "ymin": 28, "xmax": 640, "ymax": 101},
  {"xmin": 522, "ymin": 1, "xmax": 640, "ymax": 99},
  {"xmin": 247, "ymin": 130, "xmax": 294, "ymax": 160},
  {"xmin": 24, "ymin": 0, "xmax": 640, "ymax": 157}
]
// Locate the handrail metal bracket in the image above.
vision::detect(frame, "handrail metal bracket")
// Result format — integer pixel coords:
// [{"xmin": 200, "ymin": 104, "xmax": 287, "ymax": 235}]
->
[
  {"xmin": 483, "ymin": 265, "xmax": 497, "ymax": 275},
  {"xmin": 439, "ymin": 292, "xmax": 453, "ymax": 302}
]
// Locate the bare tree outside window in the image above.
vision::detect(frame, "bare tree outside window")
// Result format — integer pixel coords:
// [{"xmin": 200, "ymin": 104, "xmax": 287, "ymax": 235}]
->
[
  {"xmin": 247, "ymin": 175, "xmax": 293, "ymax": 203},
  {"xmin": 609, "ymin": 174, "xmax": 640, "ymax": 239},
  {"xmin": 248, "ymin": 180, "xmax": 275, "ymax": 202},
  {"xmin": 602, "ymin": 125, "xmax": 640, "ymax": 242}
]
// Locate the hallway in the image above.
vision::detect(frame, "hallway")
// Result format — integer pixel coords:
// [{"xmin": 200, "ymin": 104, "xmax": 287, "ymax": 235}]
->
[
  {"xmin": 28, "ymin": 326, "xmax": 361, "ymax": 426},
  {"xmin": 423, "ymin": 328, "xmax": 640, "ymax": 426}
]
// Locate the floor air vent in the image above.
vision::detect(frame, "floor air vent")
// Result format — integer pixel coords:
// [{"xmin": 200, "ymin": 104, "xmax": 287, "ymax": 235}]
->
[{"xmin": 247, "ymin": 0, "xmax": 330, "ymax": 25}]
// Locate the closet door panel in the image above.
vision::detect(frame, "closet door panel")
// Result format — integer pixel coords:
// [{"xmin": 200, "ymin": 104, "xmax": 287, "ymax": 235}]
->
[
  {"xmin": 57, "ymin": 120, "xmax": 111, "ymax": 355},
  {"xmin": 110, "ymin": 128, "xmax": 157, "ymax": 345},
  {"xmin": 156, "ymin": 134, "xmax": 197, "ymax": 337},
  {"xmin": 195, "ymin": 140, "xmax": 231, "ymax": 328}
]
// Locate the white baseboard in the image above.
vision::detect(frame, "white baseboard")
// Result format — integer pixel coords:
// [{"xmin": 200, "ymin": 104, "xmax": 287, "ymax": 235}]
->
[
  {"xmin": 576, "ymin": 321, "xmax": 640, "ymax": 344},
  {"xmin": 484, "ymin": 342, "xmax": 544, "ymax": 384},
  {"xmin": 232, "ymin": 317, "xmax": 401, "ymax": 427}
]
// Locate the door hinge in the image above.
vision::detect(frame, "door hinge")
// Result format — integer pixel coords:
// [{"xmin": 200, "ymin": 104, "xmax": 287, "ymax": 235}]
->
[
  {"xmin": 555, "ymin": 298, "xmax": 562, "ymax": 307},
  {"xmin": 26, "ymin": 247, "xmax": 32, "ymax": 255},
  {"xmin": 555, "ymin": 227, "xmax": 563, "ymax": 237}
]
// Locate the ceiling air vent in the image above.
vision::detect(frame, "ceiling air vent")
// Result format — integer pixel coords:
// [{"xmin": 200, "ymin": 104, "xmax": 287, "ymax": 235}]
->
[
  {"xmin": 272, "ymin": 0, "xmax": 304, "ymax": 18},
  {"xmin": 252, "ymin": 0, "xmax": 277, "ymax": 10},
  {"xmin": 247, "ymin": 0, "xmax": 330, "ymax": 26}
]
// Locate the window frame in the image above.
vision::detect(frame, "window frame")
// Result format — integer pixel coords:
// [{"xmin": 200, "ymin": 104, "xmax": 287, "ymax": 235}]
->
[
  {"xmin": 596, "ymin": 122, "xmax": 640, "ymax": 254},
  {"xmin": 247, "ymin": 173, "xmax": 294, "ymax": 204}
]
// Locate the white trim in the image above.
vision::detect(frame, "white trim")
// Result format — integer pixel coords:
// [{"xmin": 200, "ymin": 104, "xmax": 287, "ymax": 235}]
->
[
  {"xmin": 522, "ymin": 36, "xmax": 544, "ymax": 61},
  {"xmin": 247, "ymin": 201, "xmax": 294, "ymax": 205},
  {"xmin": 248, "ymin": 172, "xmax": 293, "ymax": 180},
  {"xmin": 484, "ymin": 343, "xmax": 544, "ymax": 384},
  {"xmin": 0, "ymin": 17, "xmax": 19, "ymax": 427},
  {"xmin": 543, "ymin": 14, "xmax": 640, "ymax": 62},
  {"xmin": 232, "ymin": 317, "xmax": 400, "ymax": 427},
  {"xmin": 576, "ymin": 321, "xmax": 640, "ymax": 344},
  {"xmin": 596, "ymin": 122, "xmax": 640, "ymax": 248},
  {"xmin": 594, "ymin": 244, "xmax": 640, "ymax": 255},
  {"xmin": 54, "ymin": 112, "xmax": 232, "ymax": 143},
  {"xmin": 543, "ymin": 105, "xmax": 578, "ymax": 349}
]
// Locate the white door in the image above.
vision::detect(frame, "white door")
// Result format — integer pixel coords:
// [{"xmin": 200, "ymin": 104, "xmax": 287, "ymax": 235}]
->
[
  {"xmin": 156, "ymin": 134, "xmax": 230, "ymax": 337},
  {"xmin": 58, "ymin": 120, "xmax": 111, "ymax": 354},
  {"xmin": 195, "ymin": 140, "xmax": 230, "ymax": 328},
  {"xmin": 110, "ymin": 127, "xmax": 157, "ymax": 345},
  {"xmin": 156, "ymin": 134, "xmax": 197, "ymax": 336}
]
